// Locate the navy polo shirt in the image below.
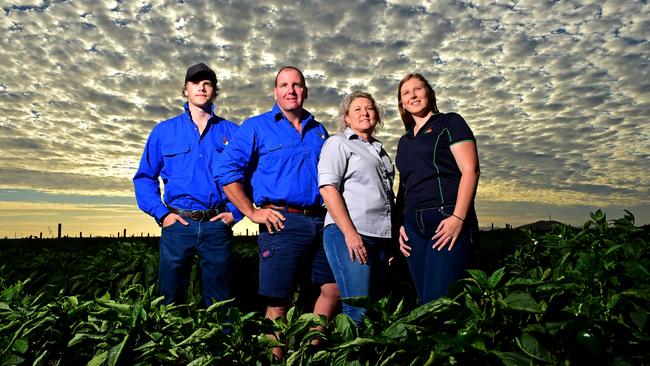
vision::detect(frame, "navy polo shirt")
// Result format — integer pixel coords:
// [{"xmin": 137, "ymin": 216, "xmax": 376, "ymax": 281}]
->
[{"xmin": 395, "ymin": 112, "xmax": 476, "ymax": 212}]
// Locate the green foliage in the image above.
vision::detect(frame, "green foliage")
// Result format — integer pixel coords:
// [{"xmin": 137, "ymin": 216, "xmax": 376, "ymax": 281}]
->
[{"xmin": 1, "ymin": 211, "xmax": 649, "ymax": 365}]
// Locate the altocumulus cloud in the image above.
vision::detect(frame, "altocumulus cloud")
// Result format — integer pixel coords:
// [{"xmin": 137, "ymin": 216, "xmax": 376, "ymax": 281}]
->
[{"xmin": 0, "ymin": 0, "xmax": 648, "ymax": 227}]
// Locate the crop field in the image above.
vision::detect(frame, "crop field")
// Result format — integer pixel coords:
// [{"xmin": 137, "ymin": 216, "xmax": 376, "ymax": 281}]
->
[{"xmin": 1, "ymin": 210, "xmax": 649, "ymax": 365}]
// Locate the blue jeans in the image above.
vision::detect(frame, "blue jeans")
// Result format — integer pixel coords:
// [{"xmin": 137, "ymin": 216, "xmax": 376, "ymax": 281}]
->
[
  {"xmin": 258, "ymin": 213, "xmax": 335, "ymax": 298},
  {"xmin": 323, "ymin": 224, "xmax": 390, "ymax": 324},
  {"xmin": 403, "ymin": 206, "xmax": 475, "ymax": 304},
  {"xmin": 159, "ymin": 219, "xmax": 233, "ymax": 306}
]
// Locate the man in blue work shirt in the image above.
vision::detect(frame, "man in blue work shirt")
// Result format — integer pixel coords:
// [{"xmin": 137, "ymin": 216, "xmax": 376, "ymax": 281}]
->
[
  {"xmin": 216, "ymin": 66, "xmax": 339, "ymax": 342},
  {"xmin": 133, "ymin": 62, "xmax": 241, "ymax": 306}
]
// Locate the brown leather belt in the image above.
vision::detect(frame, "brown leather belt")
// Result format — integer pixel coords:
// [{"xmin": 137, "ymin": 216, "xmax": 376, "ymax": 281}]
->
[
  {"xmin": 263, "ymin": 204, "xmax": 326, "ymax": 217},
  {"xmin": 168, "ymin": 206, "xmax": 222, "ymax": 221}
]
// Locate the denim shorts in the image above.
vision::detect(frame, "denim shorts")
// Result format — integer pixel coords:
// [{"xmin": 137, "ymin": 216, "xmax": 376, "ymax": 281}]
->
[{"xmin": 258, "ymin": 212, "xmax": 335, "ymax": 298}]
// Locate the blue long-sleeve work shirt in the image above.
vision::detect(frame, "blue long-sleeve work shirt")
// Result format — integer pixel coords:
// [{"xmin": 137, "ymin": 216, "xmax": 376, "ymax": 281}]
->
[
  {"xmin": 215, "ymin": 103, "xmax": 329, "ymax": 208},
  {"xmin": 133, "ymin": 102, "xmax": 242, "ymax": 224}
]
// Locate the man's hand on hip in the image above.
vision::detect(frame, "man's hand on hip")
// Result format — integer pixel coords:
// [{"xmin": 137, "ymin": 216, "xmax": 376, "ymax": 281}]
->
[{"xmin": 250, "ymin": 208, "xmax": 286, "ymax": 233}]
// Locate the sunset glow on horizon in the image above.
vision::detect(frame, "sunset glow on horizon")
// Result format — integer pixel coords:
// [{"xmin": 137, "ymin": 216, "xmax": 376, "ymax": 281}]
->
[{"xmin": 1, "ymin": 1, "xmax": 648, "ymax": 238}]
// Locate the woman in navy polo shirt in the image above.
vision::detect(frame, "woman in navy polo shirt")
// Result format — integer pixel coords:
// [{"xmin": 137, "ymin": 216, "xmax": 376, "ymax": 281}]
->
[
  {"xmin": 318, "ymin": 91, "xmax": 394, "ymax": 324},
  {"xmin": 395, "ymin": 74, "xmax": 480, "ymax": 304}
]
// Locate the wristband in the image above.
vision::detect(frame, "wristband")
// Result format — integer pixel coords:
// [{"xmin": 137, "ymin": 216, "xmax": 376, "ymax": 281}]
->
[{"xmin": 452, "ymin": 214, "xmax": 465, "ymax": 222}]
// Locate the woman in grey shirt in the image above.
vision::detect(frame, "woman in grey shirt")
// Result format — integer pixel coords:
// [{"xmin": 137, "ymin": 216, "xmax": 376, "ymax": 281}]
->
[{"xmin": 318, "ymin": 91, "xmax": 394, "ymax": 324}]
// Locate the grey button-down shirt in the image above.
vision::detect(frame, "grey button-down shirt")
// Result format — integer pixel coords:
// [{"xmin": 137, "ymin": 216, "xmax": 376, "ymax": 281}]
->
[{"xmin": 318, "ymin": 128, "xmax": 395, "ymax": 238}]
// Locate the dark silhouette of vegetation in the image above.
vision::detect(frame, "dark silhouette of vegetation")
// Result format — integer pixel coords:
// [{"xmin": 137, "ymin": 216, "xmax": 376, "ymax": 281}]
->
[{"xmin": 1, "ymin": 211, "xmax": 648, "ymax": 365}]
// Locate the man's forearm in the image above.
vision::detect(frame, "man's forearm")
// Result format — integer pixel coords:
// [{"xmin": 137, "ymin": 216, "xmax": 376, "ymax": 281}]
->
[{"xmin": 222, "ymin": 182, "xmax": 256, "ymax": 218}]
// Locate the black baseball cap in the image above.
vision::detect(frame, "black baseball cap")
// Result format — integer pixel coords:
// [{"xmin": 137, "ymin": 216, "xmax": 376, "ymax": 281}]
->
[{"xmin": 185, "ymin": 63, "xmax": 217, "ymax": 84}]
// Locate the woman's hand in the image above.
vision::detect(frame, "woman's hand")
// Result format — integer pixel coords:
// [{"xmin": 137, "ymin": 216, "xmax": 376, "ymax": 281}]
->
[
  {"xmin": 431, "ymin": 215, "xmax": 463, "ymax": 251},
  {"xmin": 435, "ymin": 140, "xmax": 478, "ymax": 252},
  {"xmin": 398, "ymin": 226, "xmax": 411, "ymax": 257},
  {"xmin": 345, "ymin": 231, "xmax": 367, "ymax": 264},
  {"xmin": 320, "ymin": 184, "xmax": 368, "ymax": 263}
]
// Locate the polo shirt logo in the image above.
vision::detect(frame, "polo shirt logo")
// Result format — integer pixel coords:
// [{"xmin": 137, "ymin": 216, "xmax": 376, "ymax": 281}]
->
[
  {"xmin": 222, "ymin": 136, "xmax": 229, "ymax": 145},
  {"xmin": 424, "ymin": 127, "xmax": 433, "ymax": 134}
]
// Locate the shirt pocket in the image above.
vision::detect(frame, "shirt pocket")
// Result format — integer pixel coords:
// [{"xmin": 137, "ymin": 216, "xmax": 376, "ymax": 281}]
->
[
  {"xmin": 161, "ymin": 142, "xmax": 191, "ymax": 177},
  {"xmin": 262, "ymin": 142, "xmax": 290, "ymax": 164},
  {"xmin": 266, "ymin": 143, "xmax": 284, "ymax": 152}
]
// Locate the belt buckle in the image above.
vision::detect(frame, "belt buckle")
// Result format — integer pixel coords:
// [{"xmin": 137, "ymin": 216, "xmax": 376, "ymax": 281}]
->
[{"xmin": 189, "ymin": 211, "xmax": 202, "ymax": 220}]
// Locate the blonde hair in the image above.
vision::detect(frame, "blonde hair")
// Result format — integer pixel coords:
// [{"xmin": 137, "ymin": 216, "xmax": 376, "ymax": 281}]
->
[{"xmin": 336, "ymin": 91, "xmax": 384, "ymax": 133}]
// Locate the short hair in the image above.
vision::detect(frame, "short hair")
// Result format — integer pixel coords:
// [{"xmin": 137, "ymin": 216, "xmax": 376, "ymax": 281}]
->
[
  {"xmin": 336, "ymin": 91, "xmax": 384, "ymax": 134},
  {"xmin": 274, "ymin": 66, "xmax": 306, "ymax": 87},
  {"xmin": 397, "ymin": 73, "xmax": 439, "ymax": 131}
]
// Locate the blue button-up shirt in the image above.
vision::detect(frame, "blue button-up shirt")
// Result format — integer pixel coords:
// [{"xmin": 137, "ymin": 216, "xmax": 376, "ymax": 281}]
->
[
  {"xmin": 215, "ymin": 103, "xmax": 329, "ymax": 208},
  {"xmin": 133, "ymin": 102, "xmax": 242, "ymax": 224}
]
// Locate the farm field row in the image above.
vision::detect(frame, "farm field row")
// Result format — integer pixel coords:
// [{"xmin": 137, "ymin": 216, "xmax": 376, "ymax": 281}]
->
[{"xmin": 1, "ymin": 211, "xmax": 648, "ymax": 365}]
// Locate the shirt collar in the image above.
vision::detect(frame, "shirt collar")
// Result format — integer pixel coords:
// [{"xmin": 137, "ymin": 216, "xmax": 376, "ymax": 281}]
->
[
  {"xmin": 344, "ymin": 127, "xmax": 383, "ymax": 147},
  {"xmin": 405, "ymin": 112, "xmax": 442, "ymax": 138},
  {"xmin": 183, "ymin": 102, "xmax": 220, "ymax": 123},
  {"xmin": 405, "ymin": 125, "xmax": 415, "ymax": 138},
  {"xmin": 344, "ymin": 127, "xmax": 357, "ymax": 139},
  {"xmin": 272, "ymin": 103, "xmax": 314, "ymax": 124},
  {"xmin": 184, "ymin": 101, "xmax": 215, "ymax": 114}
]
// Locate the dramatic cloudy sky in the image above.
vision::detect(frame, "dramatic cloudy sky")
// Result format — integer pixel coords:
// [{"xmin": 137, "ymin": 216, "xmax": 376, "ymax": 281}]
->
[{"xmin": 1, "ymin": 0, "xmax": 648, "ymax": 237}]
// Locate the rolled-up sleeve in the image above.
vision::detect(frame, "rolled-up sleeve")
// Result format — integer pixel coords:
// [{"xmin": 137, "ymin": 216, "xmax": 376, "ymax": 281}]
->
[
  {"xmin": 215, "ymin": 121, "xmax": 256, "ymax": 186},
  {"xmin": 226, "ymin": 201, "xmax": 244, "ymax": 222},
  {"xmin": 318, "ymin": 136, "xmax": 348, "ymax": 190}
]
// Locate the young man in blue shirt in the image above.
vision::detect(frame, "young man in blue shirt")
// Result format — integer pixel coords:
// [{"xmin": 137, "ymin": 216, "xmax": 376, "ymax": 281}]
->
[
  {"xmin": 216, "ymin": 66, "xmax": 339, "ymax": 347},
  {"xmin": 133, "ymin": 63, "xmax": 241, "ymax": 306}
]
